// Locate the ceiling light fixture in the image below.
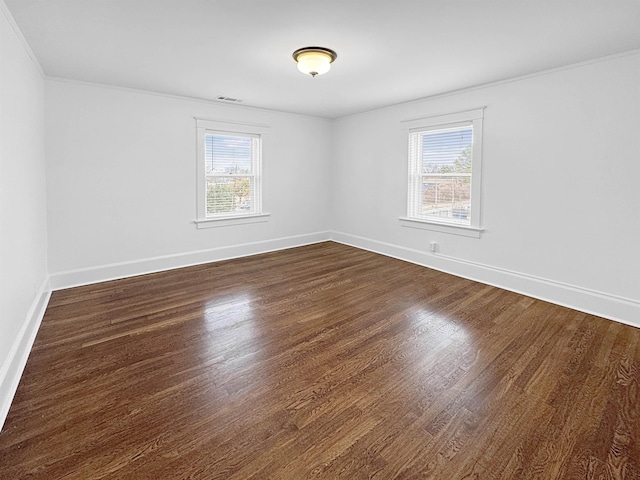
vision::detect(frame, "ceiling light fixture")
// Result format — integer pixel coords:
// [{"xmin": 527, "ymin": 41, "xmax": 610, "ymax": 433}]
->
[{"xmin": 292, "ymin": 46, "xmax": 337, "ymax": 77}]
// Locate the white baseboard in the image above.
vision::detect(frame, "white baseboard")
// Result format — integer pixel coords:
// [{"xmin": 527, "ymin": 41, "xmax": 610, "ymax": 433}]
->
[
  {"xmin": 49, "ymin": 231, "xmax": 332, "ymax": 290},
  {"xmin": 330, "ymin": 231, "xmax": 640, "ymax": 329},
  {"xmin": 46, "ymin": 230, "xmax": 640, "ymax": 326},
  {"xmin": 0, "ymin": 278, "xmax": 51, "ymax": 431}
]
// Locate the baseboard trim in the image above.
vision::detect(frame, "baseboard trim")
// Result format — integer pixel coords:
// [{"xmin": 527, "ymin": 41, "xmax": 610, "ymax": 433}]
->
[
  {"xmin": 330, "ymin": 231, "xmax": 640, "ymax": 329},
  {"xmin": 47, "ymin": 230, "xmax": 640, "ymax": 326},
  {"xmin": 49, "ymin": 231, "xmax": 332, "ymax": 290},
  {"xmin": 0, "ymin": 278, "xmax": 51, "ymax": 431}
]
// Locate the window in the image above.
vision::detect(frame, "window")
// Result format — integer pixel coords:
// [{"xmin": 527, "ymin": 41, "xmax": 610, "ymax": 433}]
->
[
  {"xmin": 401, "ymin": 108, "xmax": 484, "ymax": 237},
  {"xmin": 195, "ymin": 119, "xmax": 270, "ymax": 228},
  {"xmin": 204, "ymin": 132, "xmax": 260, "ymax": 216}
]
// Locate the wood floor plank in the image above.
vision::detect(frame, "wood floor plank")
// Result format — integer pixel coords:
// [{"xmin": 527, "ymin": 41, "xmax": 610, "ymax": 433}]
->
[{"xmin": 1, "ymin": 242, "xmax": 639, "ymax": 479}]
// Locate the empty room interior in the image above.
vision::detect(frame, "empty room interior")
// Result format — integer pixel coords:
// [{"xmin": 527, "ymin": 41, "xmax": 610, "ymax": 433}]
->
[{"xmin": 1, "ymin": 1, "xmax": 640, "ymax": 478}]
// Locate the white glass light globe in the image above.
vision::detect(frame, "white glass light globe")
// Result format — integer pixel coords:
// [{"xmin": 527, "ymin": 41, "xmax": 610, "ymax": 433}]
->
[{"xmin": 296, "ymin": 51, "xmax": 332, "ymax": 77}]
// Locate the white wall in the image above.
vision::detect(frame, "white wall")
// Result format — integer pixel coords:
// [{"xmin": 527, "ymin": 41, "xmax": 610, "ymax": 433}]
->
[
  {"xmin": 331, "ymin": 52, "xmax": 640, "ymax": 325},
  {"xmin": 0, "ymin": 2, "xmax": 49, "ymax": 427},
  {"xmin": 45, "ymin": 81, "xmax": 333, "ymax": 286}
]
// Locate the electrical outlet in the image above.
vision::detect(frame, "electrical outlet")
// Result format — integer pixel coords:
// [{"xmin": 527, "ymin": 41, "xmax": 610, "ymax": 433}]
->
[{"xmin": 430, "ymin": 241, "xmax": 438, "ymax": 253}]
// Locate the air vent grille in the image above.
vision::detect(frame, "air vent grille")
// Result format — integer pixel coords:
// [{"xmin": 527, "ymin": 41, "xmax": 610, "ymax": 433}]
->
[{"xmin": 216, "ymin": 96, "xmax": 243, "ymax": 103}]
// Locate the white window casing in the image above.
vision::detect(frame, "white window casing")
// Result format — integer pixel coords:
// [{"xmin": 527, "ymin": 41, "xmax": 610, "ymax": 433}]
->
[
  {"xmin": 195, "ymin": 118, "xmax": 270, "ymax": 228},
  {"xmin": 400, "ymin": 108, "xmax": 485, "ymax": 238}
]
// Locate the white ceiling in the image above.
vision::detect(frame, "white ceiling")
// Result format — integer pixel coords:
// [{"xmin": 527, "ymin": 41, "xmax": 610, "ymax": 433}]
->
[{"xmin": 6, "ymin": 0, "xmax": 640, "ymax": 118}]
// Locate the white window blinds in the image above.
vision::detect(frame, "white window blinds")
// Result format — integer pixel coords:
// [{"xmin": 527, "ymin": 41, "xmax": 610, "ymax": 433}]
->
[
  {"xmin": 408, "ymin": 123, "xmax": 474, "ymax": 226},
  {"xmin": 204, "ymin": 132, "xmax": 262, "ymax": 217}
]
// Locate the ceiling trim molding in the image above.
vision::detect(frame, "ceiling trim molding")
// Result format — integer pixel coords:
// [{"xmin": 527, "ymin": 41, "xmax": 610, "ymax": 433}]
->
[
  {"xmin": 339, "ymin": 47, "xmax": 640, "ymax": 120},
  {"xmin": 44, "ymin": 76, "xmax": 332, "ymax": 120},
  {"xmin": 42, "ymin": 45, "xmax": 640, "ymax": 121},
  {"xmin": 0, "ymin": 0, "xmax": 45, "ymax": 78}
]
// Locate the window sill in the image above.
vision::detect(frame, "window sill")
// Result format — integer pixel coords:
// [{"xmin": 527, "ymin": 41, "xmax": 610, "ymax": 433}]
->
[
  {"xmin": 399, "ymin": 217, "xmax": 483, "ymax": 238},
  {"xmin": 195, "ymin": 213, "xmax": 271, "ymax": 229}
]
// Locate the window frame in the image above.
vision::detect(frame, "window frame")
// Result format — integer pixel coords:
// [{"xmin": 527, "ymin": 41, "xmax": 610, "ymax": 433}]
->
[
  {"xmin": 195, "ymin": 118, "xmax": 270, "ymax": 229},
  {"xmin": 399, "ymin": 108, "xmax": 485, "ymax": 238}
]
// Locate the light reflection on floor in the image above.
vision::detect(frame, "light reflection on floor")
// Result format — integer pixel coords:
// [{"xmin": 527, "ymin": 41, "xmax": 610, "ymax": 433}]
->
[
  {"xmin": 201, "ymin": 292, "xmax": 269, "ymax": 394},
  {"xmin": 400, "ymin": 306, "xmax": 479, "ymax": 402},
  {"xmin": 406, "ymin": 306, "xmax": 471, "ymax": 344}
]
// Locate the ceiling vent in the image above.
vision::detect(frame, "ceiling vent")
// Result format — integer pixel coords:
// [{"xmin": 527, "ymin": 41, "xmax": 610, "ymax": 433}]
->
[{"xmin": 216, "ymin": 95, "xmax": 243, "ymax": 103}]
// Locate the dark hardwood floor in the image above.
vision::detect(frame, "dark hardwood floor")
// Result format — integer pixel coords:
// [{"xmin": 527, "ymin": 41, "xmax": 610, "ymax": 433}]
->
[{"xmin": 0, "ymin": 241, "xmax": 638, "ymax": 479}]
